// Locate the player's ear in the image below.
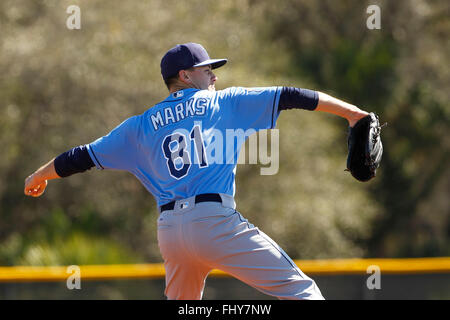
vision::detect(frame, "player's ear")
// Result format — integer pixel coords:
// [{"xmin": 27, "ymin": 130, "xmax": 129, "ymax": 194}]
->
[{"xmin": 179, "ymin": 70, "xmax": 191, "ymax": 84}]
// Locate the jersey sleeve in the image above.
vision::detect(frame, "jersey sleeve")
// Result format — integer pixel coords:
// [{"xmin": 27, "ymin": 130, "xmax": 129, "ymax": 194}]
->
[
  {"xmin": 87, "ymin": 116, "xmax": 140, "ymax": 171},
  {"xmin": 219, "ymin": 86, "xmax": 281, "ymax": 131}
]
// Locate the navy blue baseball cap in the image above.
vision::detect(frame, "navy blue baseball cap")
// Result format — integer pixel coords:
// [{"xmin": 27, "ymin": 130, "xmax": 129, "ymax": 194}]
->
[{"xmin": 160, "ymin": 43, "xmax": 227, "ymax": 80}]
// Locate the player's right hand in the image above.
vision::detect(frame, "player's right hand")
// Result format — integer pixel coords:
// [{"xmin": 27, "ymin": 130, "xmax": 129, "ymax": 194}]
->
[{"xmin": 24, "ymin": 173, "xmax": 47, "ymax": 197}]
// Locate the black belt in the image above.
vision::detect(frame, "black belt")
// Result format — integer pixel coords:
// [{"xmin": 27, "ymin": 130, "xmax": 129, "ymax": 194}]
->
[{"xmin": 160, "ymin": 193, "xmax": 222, "ymax": 213}]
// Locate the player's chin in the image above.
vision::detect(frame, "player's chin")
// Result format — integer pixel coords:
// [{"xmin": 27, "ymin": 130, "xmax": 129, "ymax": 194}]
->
[{"xmin": 208, "ymin": 84, "xmax": 216, "ymax": 91}]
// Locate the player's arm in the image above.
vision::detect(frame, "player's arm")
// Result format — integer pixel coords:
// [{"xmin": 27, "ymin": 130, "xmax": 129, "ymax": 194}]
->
[
  {"xmin": 24, "ymin": 145, "xmax": 94, "ymax": 197},
  {"xmin": 278, "ymin": 87, "xmax": 368, "ymax": 127},
  {"xmin": 24, "ymin": 158, "xmax": 59, "ymax": 197},
  {"xmin": 315, "ymin": 92, "xmax": 368, "ymax": 127}
]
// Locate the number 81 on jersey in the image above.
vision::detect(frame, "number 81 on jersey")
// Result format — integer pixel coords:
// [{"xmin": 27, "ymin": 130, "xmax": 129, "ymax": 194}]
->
[{"xmin": 162, "ymin": 125, "xmax": 208, "ymax": 179}]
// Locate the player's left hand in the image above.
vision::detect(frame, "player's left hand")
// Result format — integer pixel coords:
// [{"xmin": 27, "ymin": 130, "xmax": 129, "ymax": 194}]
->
[
  {"xmin": 24, "ymin": 173, "xmax": 48, "ymax": 197},
  {"xmin": 346, "ymin": 112, "xmax": 385, "ymax": 182},
  {"xmin": 348, "ymin": 111, "xmax": 369, "ymax": 127}
]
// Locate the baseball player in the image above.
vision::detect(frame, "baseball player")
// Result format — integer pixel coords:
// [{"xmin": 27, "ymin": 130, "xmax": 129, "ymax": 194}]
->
[{"xmin": 24, "ymin": 43, "xmax": 370, "ymax": 300}]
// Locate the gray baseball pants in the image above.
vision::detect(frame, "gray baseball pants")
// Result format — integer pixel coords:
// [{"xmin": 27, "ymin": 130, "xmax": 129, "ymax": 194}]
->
[{"xmin": 156, "ymin": 193, "xmax": 324, "ymax": 300}]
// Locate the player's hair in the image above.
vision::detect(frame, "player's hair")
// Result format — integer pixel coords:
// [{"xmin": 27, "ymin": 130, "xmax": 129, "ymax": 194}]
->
[
  {"xmin": 164, "ymin": 67, "xmax": 195, "ymax": 91},
  {"xmin": 164, "ymin": 76, "xmax": 179, "ymax": 90}
]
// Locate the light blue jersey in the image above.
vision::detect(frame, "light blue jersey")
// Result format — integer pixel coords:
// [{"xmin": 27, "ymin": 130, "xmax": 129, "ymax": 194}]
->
[{"xmin": 87, "ymin": 87, "xmax": 281, "ymax": 206}]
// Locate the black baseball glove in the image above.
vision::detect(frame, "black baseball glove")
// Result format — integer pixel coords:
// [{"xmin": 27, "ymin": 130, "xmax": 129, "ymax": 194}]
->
[{"xmin": 346, "ymin": 112, "xmax": 385, "ymax": 182}]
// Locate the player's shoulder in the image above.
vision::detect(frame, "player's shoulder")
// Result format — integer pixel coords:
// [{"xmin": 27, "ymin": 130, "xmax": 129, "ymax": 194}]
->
[
  {"xmin": 213, "ymin": 86, "xmax": 247, "ymax": 98},
  {"xmin": 215, "ymin": 86, "xmax": 278, "ymax": 97},
  {"xmin": 217, "ymin": 86, "xmax": 244, "ymax": 93},
  {"xmin": 124, "ymin": 113, "xmax": 144, "ymax": 125},
  {"xmin": 114, "ymin": 114, "xmax": 144, "ymax": 134}
]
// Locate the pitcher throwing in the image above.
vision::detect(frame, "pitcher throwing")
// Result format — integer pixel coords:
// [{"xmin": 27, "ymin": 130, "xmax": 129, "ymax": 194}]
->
[{"xmin": 25, "ymin": 43, "xmax": 377, "ymax": 300}]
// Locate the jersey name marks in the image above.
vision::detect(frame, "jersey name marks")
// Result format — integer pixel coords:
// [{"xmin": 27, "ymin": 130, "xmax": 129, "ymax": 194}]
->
[{"xmin": 151, "ymin": 97, "xmax": 209, "ymax": 131}]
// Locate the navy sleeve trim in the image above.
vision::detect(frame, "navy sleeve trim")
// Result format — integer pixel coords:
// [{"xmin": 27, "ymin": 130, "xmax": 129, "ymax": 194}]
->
[
  {"xmin": 54, "ymin": 145, "xmax": 95, "ymax": 177},
  {"xmin": 88, "ymin": 146, "xmax": 104, "ymax": 170},
  {"xmin": 271, "ymin": 87, "xmax": 277, "ymax": 129},
  {"xmin": 278, "ymin": 87, "xmax": 319, "ymax": 111}
]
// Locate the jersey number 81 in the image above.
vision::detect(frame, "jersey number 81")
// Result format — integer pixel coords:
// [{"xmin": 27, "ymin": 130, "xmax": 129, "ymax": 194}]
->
[{"xmin": 162, "ymin": 125, "xmax": 208, "ymax": 179}]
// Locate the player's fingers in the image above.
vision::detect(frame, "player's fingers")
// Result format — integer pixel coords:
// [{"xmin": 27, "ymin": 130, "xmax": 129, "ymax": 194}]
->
[
  {"xmin": 32, "ymin": 182, "xmax": 47, "ymax": 197},
  {"xmin": 30, "ymin": 188, "xmax": 42, "ymax": 197},
  {"xmin": 38, "ymin": 181, "xmax": 47, "ymax": 195},
  {"xmin": 24, "ymin": 174, "xmax": 47, "ymax": 196},
  {"xmin": 25, "ymin": 185, "xmax": 37, "ymax": 196},
  {"xmin": 31, "ymin": 190, "xmax": 43, "ymax": 197},
  {"xmin": 25, "ymin": 185, "xmax": 40, "ymax": 196},
  {"xmin": 25, "ymin": 180, "xmax": 46, "ymax": 197},
  {"xmin": 24, "ymin": 174, "xmax": 37, "ymax": 195}
]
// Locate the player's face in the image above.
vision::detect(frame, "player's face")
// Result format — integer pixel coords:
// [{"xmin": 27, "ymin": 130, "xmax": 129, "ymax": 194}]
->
[{"xmin": 184, "ymin": 65, "xmax": 217, "ymax": 91}]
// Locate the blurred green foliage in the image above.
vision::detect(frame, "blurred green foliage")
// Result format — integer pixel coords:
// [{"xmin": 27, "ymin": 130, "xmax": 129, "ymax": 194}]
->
[{"xmin": 0, "ymin": 0, "xmax": 448, "ymax": 266}]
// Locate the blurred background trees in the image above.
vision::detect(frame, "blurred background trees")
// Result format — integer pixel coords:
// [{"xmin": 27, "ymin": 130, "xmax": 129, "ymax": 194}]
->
[{"xmin": 0, "ymin": 0, "xmax": 448, "ymax": 266}]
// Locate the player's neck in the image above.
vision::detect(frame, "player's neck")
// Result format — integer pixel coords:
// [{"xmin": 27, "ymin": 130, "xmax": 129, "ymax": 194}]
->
[{"xmin": 169, "ymin": 83, "xmax": 195, "ymax": 94}]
